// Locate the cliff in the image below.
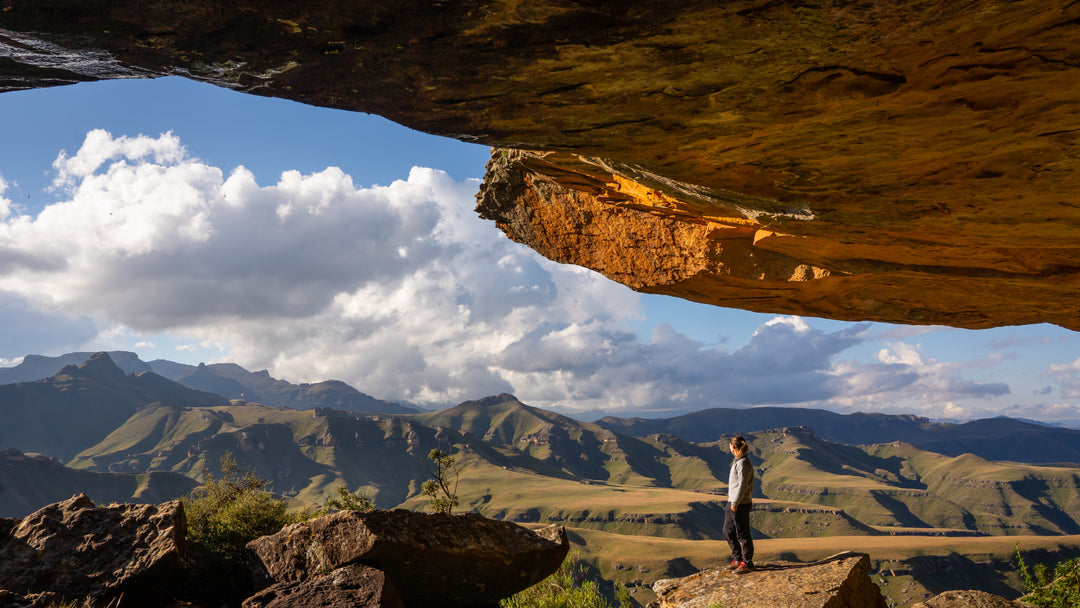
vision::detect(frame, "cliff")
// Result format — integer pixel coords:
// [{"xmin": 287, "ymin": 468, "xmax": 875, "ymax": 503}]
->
[{"xmin": 3, "ymin": 2, "xmax": 1080, "ymax": 328}]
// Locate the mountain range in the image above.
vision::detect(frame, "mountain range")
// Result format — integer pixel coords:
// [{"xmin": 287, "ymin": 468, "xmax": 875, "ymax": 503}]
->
[
  {"xmin": 3, "ymin": 351, "xmax": 1078, "ymax": 605},
  {"xmin": 0, "ymin": 351, "xmax": 418, "ymax": 415},
  {"xmin": 595, "ymin": 408, "xmax": 1080, "ymax": 464},
  {"xmin": 2, "ymin": 352, "xmax": 1078, "ymax": 541}
]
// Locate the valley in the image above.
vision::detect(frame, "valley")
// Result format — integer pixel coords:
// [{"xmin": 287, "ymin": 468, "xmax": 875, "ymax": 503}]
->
[{"xmin": 2, "ymin": 352, "xmax": 1079, "ymax": 606}]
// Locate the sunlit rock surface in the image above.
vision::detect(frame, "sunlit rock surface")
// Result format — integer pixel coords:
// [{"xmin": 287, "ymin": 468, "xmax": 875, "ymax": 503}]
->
[
  {"xmin": 650, "ymin": 551, "xmax": 888, "ymax": 608},
  {"xmin": 3, "ymin": 1, "xmax": 1080, "ymax": 329}
]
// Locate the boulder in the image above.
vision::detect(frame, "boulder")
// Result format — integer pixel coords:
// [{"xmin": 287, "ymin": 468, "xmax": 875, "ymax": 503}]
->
[
  {"xmin": 0, "ymin": 494, "xmax": 186, "ymax": 606},
  {"xmin": 247, "ymin": 509, "xmax": 568, "ymax": 607},
  {"xmin": 911, "ymin": 590, "xmax": 1036, "ymax": 608},
  {"xmin": 242, "ymin": 564, "xmax": 405, "ymax": 608},
  {"xmin": 651, "ymin": 551, "xmax": 887, "ymax": 608}
]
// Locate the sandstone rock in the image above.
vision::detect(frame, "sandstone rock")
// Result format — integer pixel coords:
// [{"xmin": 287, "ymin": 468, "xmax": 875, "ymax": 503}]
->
[
  {"xmin": 651, "ymin": 551, "xmax": 887, "ymax": 608},
  {"xmin": 911, "ymin": 590, "xmax": 1036, "ymax": 608},
  {"xmin": 3, "ymin": 3, "xmax": 1080, "ymax": 329},
  {"xmin": 242, "ymin": 564, "xmax": 405, "ymax": 608},
  {"xmin": 247, "ymin": 509, "xmax": 568, "ymax": 607},
  {"xmin": 0, "ymin": 494, "xmax": 186, "ymax": 606}
]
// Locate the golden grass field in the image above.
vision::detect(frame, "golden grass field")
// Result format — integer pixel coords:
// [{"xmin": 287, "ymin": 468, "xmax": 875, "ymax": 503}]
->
[{"xmin": 554, "ymin": 527, "xmax": 1080, "ymax": 607}]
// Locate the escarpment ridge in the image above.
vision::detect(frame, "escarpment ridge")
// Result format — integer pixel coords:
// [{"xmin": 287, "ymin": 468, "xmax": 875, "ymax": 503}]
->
[{"xmin": 3, "ymin": 1, "xmax": 1080, "ymax": 329}]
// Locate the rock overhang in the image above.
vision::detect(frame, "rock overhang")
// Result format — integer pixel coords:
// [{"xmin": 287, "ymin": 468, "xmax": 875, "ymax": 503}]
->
[{"xmin": 2, "ymin": 1, "xmax": 1079, "ymax": 330}]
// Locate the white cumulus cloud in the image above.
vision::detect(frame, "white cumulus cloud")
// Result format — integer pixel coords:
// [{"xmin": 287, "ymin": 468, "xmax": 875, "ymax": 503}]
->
[{"xmin": 0, "ymin": 130, "xmax": 1023, "ymax": 417}]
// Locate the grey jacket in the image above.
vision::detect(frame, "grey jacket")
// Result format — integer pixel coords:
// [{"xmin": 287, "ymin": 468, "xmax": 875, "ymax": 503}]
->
[{"xmin": 727, "ymin": 456, "xmax": 754, "ymax": 507}]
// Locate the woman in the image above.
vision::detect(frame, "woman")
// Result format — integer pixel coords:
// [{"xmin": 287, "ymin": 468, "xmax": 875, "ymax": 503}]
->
[{"xmin": 724, "ymin": 435, "xmax": 755, "ymax": 574}]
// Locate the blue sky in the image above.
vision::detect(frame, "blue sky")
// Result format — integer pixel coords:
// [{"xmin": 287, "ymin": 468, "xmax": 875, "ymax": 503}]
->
[{"xmin": 1, "ymin": 76, "xmax": 1078, "ymax": 424}]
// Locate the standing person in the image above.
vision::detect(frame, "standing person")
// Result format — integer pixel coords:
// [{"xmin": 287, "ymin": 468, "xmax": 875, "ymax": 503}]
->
[{"xmin": 724, "ymin": 435, "xmax": 755, "ymax": 574}]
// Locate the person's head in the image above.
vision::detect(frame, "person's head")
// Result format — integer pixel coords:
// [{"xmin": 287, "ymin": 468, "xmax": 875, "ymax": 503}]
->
[{"xmin": 729, "ymin": 435, "xmax": 749, "ymax": 458}]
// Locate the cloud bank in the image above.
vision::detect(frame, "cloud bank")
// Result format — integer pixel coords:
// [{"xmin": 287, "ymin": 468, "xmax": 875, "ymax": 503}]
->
[{"xmin": 0, "ymin": 130, "xmax": 1046, "ymax": 417}]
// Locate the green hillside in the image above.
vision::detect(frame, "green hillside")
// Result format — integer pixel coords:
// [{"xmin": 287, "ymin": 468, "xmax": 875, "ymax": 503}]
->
[
  {"xmin": 0, "ymin": 448, "xmax": 197, "ymax": 518},
  {"xmin": 0, "ymin": 353, "xmax": 228, "ymax": 461},
  {"xmin": 4, "ymin": 372, "xmax": 1078, "ymax": 606},
  {"xmin": 412, "ymin": 394, "xmax": 732, "ymax": 489},
  {"xmin": 66, "ymin": 396, "xmax": 876, "ymax": 539},
  {"xmin": 557, "ymin": 528, "xmax": 1080, "ymax": 607},
  {"xmin": 596, "ymin": 407, "xmax": 1080, "ymax": 464},
  {"xmin": 61, "ymin": 392, "xmax": 1080, "ymax": 545},
  {"xmin": 748, "ymin": 427, "xmax": 1080, "ymax": 535}
]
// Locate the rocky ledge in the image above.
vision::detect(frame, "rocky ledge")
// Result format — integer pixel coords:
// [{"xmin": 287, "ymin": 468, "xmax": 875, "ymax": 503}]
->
[
  {"xmin": 0, "ymin": 494, "xmax": 186, "ymax": 607},
  {"xmin": 245, "ymin": 509, "xmax": 570, "ymax": 608},
  {"xmin": 649, "ymin": 552, "xmax": 1037, "ymax": 608},
  {"xmin": 650, "ymin": 551, "xmax": 888, "ymax": 608},
  {"xmin": 0, "ymin": 494, "xmax": 568, "ymax": 608},
  {"xmin": 2, "ymin": 2, "xmax": 1080, "ymax": 329}
]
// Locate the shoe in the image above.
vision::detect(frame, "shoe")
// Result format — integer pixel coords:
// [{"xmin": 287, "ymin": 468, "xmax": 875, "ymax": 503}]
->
[
  {"xmin": 734, "ymin": 562, "xmax": 755, "ymax": 575},
  {"xmin": 725, "ymin": 560, "xmax": 740, "ymax": 571}
]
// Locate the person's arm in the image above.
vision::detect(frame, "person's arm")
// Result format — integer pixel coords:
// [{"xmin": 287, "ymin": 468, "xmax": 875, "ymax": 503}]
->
[
  {"xmin": 729, "ymin": 458, "xmax": 752, "ymax": 507},
  {"xmin": 728, "ymin": 458, "xmax": 747, "ymax": 509}
]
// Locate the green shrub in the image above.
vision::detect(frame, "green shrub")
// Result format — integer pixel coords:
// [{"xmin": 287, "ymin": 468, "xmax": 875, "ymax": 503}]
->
[
  {"xmin": 180, "ymin": 452, "xmax": 309, "ymax": 604},
  {"xmin": 501, "ymin": 553, "xmax": 634, "ymax": 608},
  {"xmin": 326, "ymin": 485, "xmax": 376, "ymax": 512},
  {"xmin": 183, "ymin": 452, "xmax": 306, "ymax": 560},
  {"xmin": 1015, "ymin": 547, "xmax": 1080, "ymax": 608}
]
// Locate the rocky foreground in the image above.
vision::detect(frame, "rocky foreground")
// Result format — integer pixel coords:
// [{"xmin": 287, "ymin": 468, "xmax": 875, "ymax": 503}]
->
[
  {"xmin": 0, "ymin": 495, "xmax": 567, "ymax": 608},
  {"xmin": 0, "ymin": 495, "xmax": 1037, "ymax": 608}
]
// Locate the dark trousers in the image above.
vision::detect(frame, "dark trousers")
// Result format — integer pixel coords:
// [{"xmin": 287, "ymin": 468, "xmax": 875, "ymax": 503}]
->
[{"xmin": 724, "ymin": 503, "xmax": 754, "ymax": 565}]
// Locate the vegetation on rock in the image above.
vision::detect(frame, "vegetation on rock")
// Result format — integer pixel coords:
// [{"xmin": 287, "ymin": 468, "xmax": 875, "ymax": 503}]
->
[
  {"xmin": 184, "ymin": 452, "xmax": 307, "ymax": 559},
  {"xmin": 181, "ymin": 452, "xmax": 309, "ymax": 604},
  {"xmin": 1017, "ymin": 547, "xmax": 1080, "ymax": 608},
  {"xmin": 501, "ymin": 553, "xmax": 635, "ymax": 608},
  {"xmin": 325, "ymin": 485, "xmax": 376, "ymax": 512}
]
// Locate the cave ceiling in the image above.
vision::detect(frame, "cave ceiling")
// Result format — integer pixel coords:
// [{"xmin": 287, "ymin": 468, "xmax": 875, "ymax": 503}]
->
[{"xmin": 2, "ymin": 1, "xmax": 1079, "ymax": 330}]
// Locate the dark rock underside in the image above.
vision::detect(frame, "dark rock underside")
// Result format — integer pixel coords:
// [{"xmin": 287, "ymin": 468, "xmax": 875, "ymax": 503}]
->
[{"xmin": 3, "ymin": 1, "xmax": 1080, "ymax": 329}]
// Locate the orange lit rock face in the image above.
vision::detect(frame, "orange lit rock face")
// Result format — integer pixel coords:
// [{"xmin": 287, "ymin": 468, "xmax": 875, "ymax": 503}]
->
[
  {"xmin": 2, "ymin": 1, "xmax": 1080, "ymax": 329},
  {"xmin": 476, "ymin": 150, "xmax": 1080, "ymax": 329}
]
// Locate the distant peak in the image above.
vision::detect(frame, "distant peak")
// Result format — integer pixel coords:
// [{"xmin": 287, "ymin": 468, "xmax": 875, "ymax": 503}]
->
[
  {"xmin": 462, "ymin": 393, "xmax": 521, "ymax": 407},
  {"xmin": 75, "ymin": 352, "xmax": 127, "ymax": 383}
]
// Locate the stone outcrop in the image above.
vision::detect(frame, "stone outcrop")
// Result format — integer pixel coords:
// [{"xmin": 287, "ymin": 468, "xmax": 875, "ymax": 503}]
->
[
  {"xmin": 3, "ymin": 2, "xmax": 1080, "ymax": 329},
  {"xmin": 911, "ymin": 590, "xmax": 1035, "ymax": 608},
  {"xmin": 243, "ymin": 564, "xmax": 405, "ymax": 608},
  {"xmin": 650, "ymin": 551, "xmax": 887, "ymax": 608},
  {"xmin": 246, "ymin": 509, "xmax": 569, "ymax": 607},
  {"xmin": 0, "ymin": 494, "xmax": 186, "ymax": 606}
]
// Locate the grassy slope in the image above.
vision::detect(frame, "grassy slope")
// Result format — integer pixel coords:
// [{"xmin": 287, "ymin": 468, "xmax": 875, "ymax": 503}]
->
[
  {"xmin": 45, "ymin": 397, "xmax": 1080, "ymax": 605},
  {"xmin": 0, "ymin": 451, "xmax": 197, "ymax": 517},
  {"xmin": 560, "ymin": 527, "xmax": 1080, "ymax": 607},
  {"xmin": 68, "ymin": 400, "xmax": 1080, "ymax": 541},
  {"xmin": 595, "ymin": 408, "xmax": 1080, "ymax": 464},
  {"xmin": 750, "ymin": 430, "xmax": 1080, "ymax": 535}
]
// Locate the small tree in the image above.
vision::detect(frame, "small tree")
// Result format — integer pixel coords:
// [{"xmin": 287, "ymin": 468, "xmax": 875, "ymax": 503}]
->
[
  {"xmin": 422, "ymin": 448, "xmax": 463, "ymax": 514},
  {"xmin": 326, "ymin": 485, "xmax": 376, "ymax": 512},
  {"xmin": 1016, "ymin": 547, "xmax": 1080, "ymax": 607}
]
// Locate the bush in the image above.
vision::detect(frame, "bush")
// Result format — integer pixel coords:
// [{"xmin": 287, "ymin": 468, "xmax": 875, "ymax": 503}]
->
[
  {"xmin": 326, "ymin": 485, "xmax": 376, "ymax": 513},
  {"xmin": 501, "ymin": 553, "xmax": 635, "ymax": 608},
  {"xmin": 1015, "ymin": 547, "xmax": 1080, "ymax": 608},
  {"xmin": 181, "ymin": 452, "xmax": 309, "ymax": 604},
  {"xmin": 184, "ymin": 452, "xmax": 306, "ymax": 559}
]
